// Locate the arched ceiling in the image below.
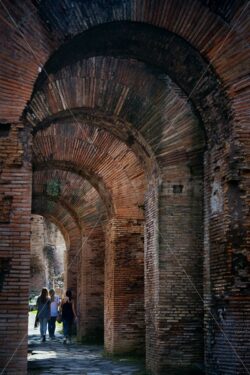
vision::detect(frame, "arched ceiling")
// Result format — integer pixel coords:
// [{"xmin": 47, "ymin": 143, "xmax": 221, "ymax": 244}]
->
[
  {"xmin": 32, "ymin": 195, "xmax": 81, "ymax": 282},
  {"xmin": 32, "ymin": 121, "xmax": 146, "ymax": 219},
  {"xmin": 28, "ymin": 56, "xmax": 204, "ymax": 168},
  {"xmin": 0, "ymin": 0, "xmax": 248, "ymax": 252},
  {"xmin": 32, "ymin": 194, "xmax": 81, "ymax": 232},
  {"xmin": 0, "ymin": 0, "xmax": 247, "ymax": 128},
  {"xmin": 33, "ymin": 168, "xmax": 107, "ymax": 227},
  {"xmin": 30, "ymin": 21, "xmax": 230, "ymax": 145},
  {"xmin": 36, "ymin": 213, "xmax": 71, "ymax": 250},
  {"xmin": 35, "ymin": 0, "xmax": 247, "ymax": 30}
]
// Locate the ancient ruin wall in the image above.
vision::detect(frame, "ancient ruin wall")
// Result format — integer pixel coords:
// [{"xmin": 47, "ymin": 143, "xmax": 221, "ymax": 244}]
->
[
  {"xmin": 30, "ymin": 215, "xmax": 65, "ymax": 296},
  {"xmin": 0, "ymin": 124, "xmax": 32, "ymax": 375}
]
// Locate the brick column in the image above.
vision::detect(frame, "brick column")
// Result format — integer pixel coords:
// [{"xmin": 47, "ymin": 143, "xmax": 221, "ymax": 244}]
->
[
  {"xmin": 0, "ymin": 123, "xmax": 32, "ymax": 375},
  {"xmin": 145, "ymin": 161, "xmax": 204, "ymax": 375},
  {"xmin": 144, "ymin": 177, "xmax": 160, "ymax": 374},
  {"xmin": 204, "ymin": 143, "xmax": 250, "ymax": 374},
  {"xmin": 158, "ymin": 165, "xmax": 204, "ymax": 373},
  {"xmin": 104, "ymin": 217, "xmax": 144, "ymax": 354},
  {"xmin": 77, "ymin": 226, "xmax": 105, "ymax": 343},
  {"xmin": 65, "ymin": 226, "xmax": 81, "ymax": 295}
]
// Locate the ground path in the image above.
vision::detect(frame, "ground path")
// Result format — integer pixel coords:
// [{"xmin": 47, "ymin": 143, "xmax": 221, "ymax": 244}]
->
[{"xmin": 28, "ymin": 313, "xmax": 145, "ymax": 375}]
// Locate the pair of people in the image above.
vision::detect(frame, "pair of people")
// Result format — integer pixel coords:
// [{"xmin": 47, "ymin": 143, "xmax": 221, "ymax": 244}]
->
[
  {"xmin": 36, "ymin": 288, "xmax": 59, "ymax": 341},
  {"xmin": 36, "ymin": 287, "xmax": 76, "ymax": 343}
]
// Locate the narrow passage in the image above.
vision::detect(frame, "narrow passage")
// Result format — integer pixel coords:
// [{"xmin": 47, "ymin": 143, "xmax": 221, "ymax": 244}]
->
[{"xmin": 28, "ymin": 313, "xmax": 144, "ymax": 375}]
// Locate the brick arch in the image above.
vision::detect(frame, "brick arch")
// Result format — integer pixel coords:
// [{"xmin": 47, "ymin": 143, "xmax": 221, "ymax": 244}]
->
[
  {"xmin": 33, "ymin": 110, "xmax": 157, "ymax": 177},
  {"xmin": 37, "ymin": 213, "xmax": 70, "ymax": 251},
  {"xmin": 1, "ymin": 2, "xmax": 247, "ymax": 153},
  {"xmin": 28, "ymin": 56, "xmax": 204, "ymax": 167},
  {"xmin": 33, "ymin": 121, "xmax": 146, "ymax": 218},
  {"xmin": 31, "ymin": 21, "xmax": 230, "ymax": 145},
  {"xmin": 32, "ymin": 123, "xmax": 147, "ymax": 349},
  {"xmin": 34, "ymin": 161, "xmax": 114, "ymax": 217},
  {"xmin": 0, "ymin": 2, "xmax": 249, "ymax": 374},
  {"xmin": 33, "ymin": 168, "xmax": 107, "ymax": 226},
  {"xmin": 33, "ymin": 169, "xmax": 107, "ymax": 340},
  {"xmin": 34, "ymin": 192, "xmax": 82, "ymax": 231},
  {"xmin": 30, "ymin": 53, "xmax": 206, "ymax": 364}
]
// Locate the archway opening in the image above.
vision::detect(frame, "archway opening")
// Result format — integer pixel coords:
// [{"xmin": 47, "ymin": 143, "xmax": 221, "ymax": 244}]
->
[{"xmin": 29, "ymin": 215, "xmax": 66, "ymax": 299}]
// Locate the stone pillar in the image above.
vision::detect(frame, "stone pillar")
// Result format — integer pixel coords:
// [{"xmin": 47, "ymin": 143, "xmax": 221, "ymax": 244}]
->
[
  {"xmin": 0, "ymin": 123, "xmax": 32, "ymax": 375},
  {"xmin": 104, "ymin": 217, "xmax": 144, "ymax": 354}
]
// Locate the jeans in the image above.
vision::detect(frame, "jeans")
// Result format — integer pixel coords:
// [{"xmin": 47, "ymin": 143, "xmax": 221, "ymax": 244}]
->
[
  {"xmin": 48, "ymin": 316, "xmax": 56, "ymax": 337},
  {"xmin": 63, "ymin": 319, "xmax": 73, "ymax": 339},
  {"xmin": 39, "ymin": 318, "xmax": 48, "ymax": 337}
]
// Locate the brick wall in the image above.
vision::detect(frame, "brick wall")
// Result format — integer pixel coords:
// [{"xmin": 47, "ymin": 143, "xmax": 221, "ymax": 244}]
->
[
  {"xmin": 157, "ymin": 161, "xmax": 204, "ymax": 373},
  {"xmin": 204, "ymin": 141, "xmax": 250, "ymax": 374},
  {"xmin": 0, "ymin": 2, "xmax": 249, "ymax": 375},
  {"xmin": 145, "ymin": 154, "xmax": 204, "ymax": 375},
  {"xmin": 144, "ymin": 176, "xmax": 160, "ymax": 373},
  {"xmin": 105, "ymin": 217, "xmax": 145, "ymax": 354},
  {"xmin": 77, "ymin": 225, "xmax": 105, "ymax": 342},
  {"xmin": 0, "ymin": 123, "xmax": 32, "ymax": 375}
]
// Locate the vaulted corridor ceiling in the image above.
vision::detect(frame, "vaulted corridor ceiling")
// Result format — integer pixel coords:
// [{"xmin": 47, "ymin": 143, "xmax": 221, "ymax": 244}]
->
[{"xmin": 0, "ymin": 1, "xmax": 249, "ymax": 375}]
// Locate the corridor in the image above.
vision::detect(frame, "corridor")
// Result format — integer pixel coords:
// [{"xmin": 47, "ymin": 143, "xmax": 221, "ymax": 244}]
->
[
  {"xmin": 28, "ymin": 314, "xmax": 145, "ymax": 375},
  {"xmin": 1, "ymin": 1, "xmax": 249, "ymax": 374}
]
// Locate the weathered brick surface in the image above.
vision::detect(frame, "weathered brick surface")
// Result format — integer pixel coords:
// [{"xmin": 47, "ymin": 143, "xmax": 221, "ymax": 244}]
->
[
  {"xmin": 0, "ymin": 124, "xmax": 32, "ymax": 375},
  {"xmin": 144, "ymin": 176, "xmax": 159, "ymax": 373},
  {"xmin": 157, "ymin": 161, "xmax": 204, "ymax": 373},
  {"xmin": 77, "ymin": 225, "xmax": 105, "ymax": 342},
  {"xmin": 105, "ymin": 218, "xmax": 144, "ymax": 354},
  {"xmin": 0, "ymin": 2, "xmax": 249, "ymax": 375},
  {"xmin": 32, "ymin": 121, "xmax": 146, "ymax": 217},
  {"xmin": 32, "ymin": 126, "xmax": 145, "ymax": 349},
  {"xmin": 204, "ymin": 141, "xmax": 250, "ymax": 374}
]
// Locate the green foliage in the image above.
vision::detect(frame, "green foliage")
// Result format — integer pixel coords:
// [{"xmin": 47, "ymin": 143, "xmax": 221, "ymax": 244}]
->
[{"xmin": 46, "ymin": 179, "xmax": 61, "ymax": 197}]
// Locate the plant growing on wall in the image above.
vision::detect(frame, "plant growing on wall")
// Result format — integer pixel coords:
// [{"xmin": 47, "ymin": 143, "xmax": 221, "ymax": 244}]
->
[{"xmin": 45, "ymin": 179, "xmax": 61, "ymax": 198}]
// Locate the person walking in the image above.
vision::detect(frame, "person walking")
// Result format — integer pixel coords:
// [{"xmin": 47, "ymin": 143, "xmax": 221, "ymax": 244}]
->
[
  {"xmin": 61, "ymin": 289, "xmax": 77, "ymax": 344},
  {"xmin": 36, "ymin": 288, "xmax": 50, "ymax": 342},
  {"xmin": 48, "ymin": 289, "xmax": 60, "ymax": 339}
]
